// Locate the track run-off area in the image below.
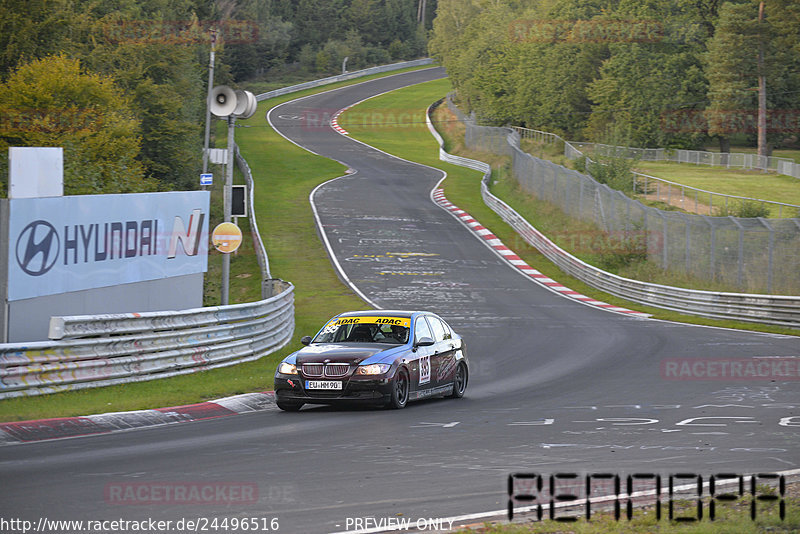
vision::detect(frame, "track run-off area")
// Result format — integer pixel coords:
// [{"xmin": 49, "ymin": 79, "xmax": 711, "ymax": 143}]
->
[{"xmin": 1, "ymin": 67, "xmax": 799, "ymax": 533}]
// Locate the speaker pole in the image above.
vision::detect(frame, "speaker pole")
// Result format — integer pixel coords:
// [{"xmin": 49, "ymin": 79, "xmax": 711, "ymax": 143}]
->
[
  {"xmin": 202, "ymin": 28, "xmax": 218, "ymax": 181},
  {"xmin": 221, "ymin": 114, "xmax": 235, "ymax": 306}
]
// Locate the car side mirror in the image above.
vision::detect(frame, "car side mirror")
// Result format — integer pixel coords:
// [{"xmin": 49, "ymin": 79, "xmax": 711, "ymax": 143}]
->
[
  {"xmin": 300, "ymin": 336, "xmax": 312, "ymax": 346},
  {"xmin": 414, "ymin": 337, "xmax": 434, "ymax": 348}
]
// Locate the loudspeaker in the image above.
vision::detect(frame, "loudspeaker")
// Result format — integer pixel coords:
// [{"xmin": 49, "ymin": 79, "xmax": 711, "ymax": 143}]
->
[
  {"xmin": 232, "ymin": 90, "xmax": 249, "ymax": 117},
  {"xmin": 233, "ymin": 90, "xmax": 257, "ymax": 119},
  {"xmin": 210, "ymin": 85, "xmax": 237, "ymax": 117},
  {"xmin": 240, "ymin": 91, "xmax": 258, "ymax": 119}
]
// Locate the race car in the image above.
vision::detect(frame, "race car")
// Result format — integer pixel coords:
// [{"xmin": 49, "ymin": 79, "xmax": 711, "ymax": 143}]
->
[{"xmin": 273, "ymin": 310, "xmax": 468, "ymax": 411}]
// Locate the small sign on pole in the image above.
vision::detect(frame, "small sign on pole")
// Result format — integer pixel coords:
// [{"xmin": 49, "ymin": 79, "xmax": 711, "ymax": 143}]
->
[
  {"xmin": 232, "ymin": 184, "xmax": 247, "ymax": 217},
  {"xmin": 200, "ymin": 173, "xmax": 213, "ymax": 186},
  {"xmin": 211, "ymin": 222, "xmax": 243, "ymax": 254}
]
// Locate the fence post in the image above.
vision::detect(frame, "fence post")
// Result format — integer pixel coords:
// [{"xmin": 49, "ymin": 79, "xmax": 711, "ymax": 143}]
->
[
  {"xmin": 657, "ymin": 211, "xmax": 668, "ymax": 269},
  {"xmin": 729, "ymin": 216, "xmax": 745, "ymax": 288},
  {"xmin": 681, "ymin": 213, "xmax": 691, "ymax": 274},
  {"xmin": 758, "ymin": 217, "xmax": 774, "ymax": 293},
  {"xmin": 707, "ymin": 216, "xmax": 716, "ymax": 281}
]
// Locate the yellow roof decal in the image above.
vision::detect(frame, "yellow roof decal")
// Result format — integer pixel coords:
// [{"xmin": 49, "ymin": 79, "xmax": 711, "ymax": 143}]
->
[{"xmin": 326, "ymin": 316, "xmax": 411, "ymax": 328}]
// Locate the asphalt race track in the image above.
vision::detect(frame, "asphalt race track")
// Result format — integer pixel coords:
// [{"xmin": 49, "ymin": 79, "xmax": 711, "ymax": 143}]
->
[{"xmin": 2, "ymin": 67, "xmax": 799, "ymax": 533}]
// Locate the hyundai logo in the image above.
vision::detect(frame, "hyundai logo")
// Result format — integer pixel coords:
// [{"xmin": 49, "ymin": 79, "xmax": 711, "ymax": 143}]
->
[{"xmin": 16, "ymin": 220, "xmax": 60, "ymax": 276}]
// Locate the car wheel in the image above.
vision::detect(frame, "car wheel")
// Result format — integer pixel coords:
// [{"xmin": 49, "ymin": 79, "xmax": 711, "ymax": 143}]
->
[
  {"xmin": 388, "ymin": 368, "xmax": 409, "ymax": 409},
  {"xmin": 448, "ymin": 362, "xmax": 468, "ymax": 398},
  {"xmin": 276, "ymin": 400, "xmax": 303, "ymax": 412}
]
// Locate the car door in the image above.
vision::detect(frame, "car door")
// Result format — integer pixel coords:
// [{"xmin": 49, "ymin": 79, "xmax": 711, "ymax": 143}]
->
[
  {"xmin": 412, "ymin": 316, "xmax": 436, "ymax": 395},
  {"xmin": 426, "ymin": 315, "xmax": 456, "ymax": 389}
]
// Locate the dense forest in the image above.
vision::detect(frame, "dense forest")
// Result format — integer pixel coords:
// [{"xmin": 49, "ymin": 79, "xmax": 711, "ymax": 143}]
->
[
  {"xmin": 0, "ymin": 0, "xmax": 435, "ymax": 195},
  {"xmin": 429, "ymin": 0, "xmax": 800, "ymax": 151}
]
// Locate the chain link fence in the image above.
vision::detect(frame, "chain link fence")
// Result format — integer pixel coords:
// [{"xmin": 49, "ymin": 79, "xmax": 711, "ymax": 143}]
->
[
  {"xmin": 447, "ymin": 98, "xmax": 800, "ymax": 295},
  {"xmin": 577, "ymin": 142, "xmax": 799, "ymax": 177}
]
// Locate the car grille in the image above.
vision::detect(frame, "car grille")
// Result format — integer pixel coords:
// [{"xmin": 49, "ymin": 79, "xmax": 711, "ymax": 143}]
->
[
  {"xmin": 324, "ymin": 364, "xmax": 350, "ymax": 377},
  {"xmin": 302, "ymin": 364, "xmax": 324, "ymax": 377},
  {"xmin": 301, "ymin": 363, "xmax": 350, "ymax": 378}
]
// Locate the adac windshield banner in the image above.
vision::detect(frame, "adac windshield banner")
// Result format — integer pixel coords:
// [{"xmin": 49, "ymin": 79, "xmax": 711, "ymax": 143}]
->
[{"xmin": 8, "ymin": 191, "xmax": 210, "ymax": 301}]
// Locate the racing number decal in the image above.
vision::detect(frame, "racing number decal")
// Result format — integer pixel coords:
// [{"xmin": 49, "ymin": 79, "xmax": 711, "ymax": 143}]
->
[{"xmin": 419, "ymin": 355, "xmax": 431, "ymax": 386}]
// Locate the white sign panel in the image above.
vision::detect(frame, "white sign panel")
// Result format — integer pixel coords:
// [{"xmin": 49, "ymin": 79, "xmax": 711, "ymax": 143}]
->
[
  {"xmin": 9, "ymin": 147, "xmax": 64, "ymax": 199},
  {"xmin": 8, "ymin": 191, "xmax": 210, "ymax": 301}
]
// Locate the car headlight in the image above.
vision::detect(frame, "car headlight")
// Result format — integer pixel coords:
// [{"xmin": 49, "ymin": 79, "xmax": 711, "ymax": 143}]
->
[
  {"xmin": 357, "ymin": 363, "xmax": 391, "ymax": 375},
  {"xmin": 278, "ymin": 362, "xmax": 297, "ymax": 375}
]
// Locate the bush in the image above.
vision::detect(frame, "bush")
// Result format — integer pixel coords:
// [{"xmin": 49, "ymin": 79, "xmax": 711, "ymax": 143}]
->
[
  {"xmin": 585, "ymin": 155, "xmax": 636, "ymax": 192},
  {"xmin": 716, "ymin": 200, "xmax": 772, "ymax": 218}
]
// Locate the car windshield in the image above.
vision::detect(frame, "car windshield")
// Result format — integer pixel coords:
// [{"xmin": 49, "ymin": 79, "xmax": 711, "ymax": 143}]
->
[{"xmin": 314, "ymin": 316, "xmax": 411, "ymax": 344}]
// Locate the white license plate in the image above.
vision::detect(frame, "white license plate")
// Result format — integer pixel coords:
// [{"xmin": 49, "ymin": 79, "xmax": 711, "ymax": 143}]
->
[{"xmin": 306, "ymin": 380, "xmax": 342, "ymax": 390}]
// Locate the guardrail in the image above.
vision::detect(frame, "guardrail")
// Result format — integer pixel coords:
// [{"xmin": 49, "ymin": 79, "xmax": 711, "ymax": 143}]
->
[
  {"xmin": 0, "ymin": 281, "xmax": 294, "ymax": 399},
  {"xmin": 428, "ymin": 99, "xmax": 800, "ymax": 328},
  {"xmin": 255, "ymin": 58, "xmax": 435, "ymax": 102},
  {"xmin": 235, "ymin": 145, "xmax": 272, "ymax": 293}
]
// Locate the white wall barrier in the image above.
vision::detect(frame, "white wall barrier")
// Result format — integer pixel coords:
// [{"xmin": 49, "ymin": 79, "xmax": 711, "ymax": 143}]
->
[
  {"xmin": 0, "ymin": 281, "xmax": 294, "ymax": 399},
  {"xmin": 427, "ymin": 99, "xmax": 800, "ymax": 328}
]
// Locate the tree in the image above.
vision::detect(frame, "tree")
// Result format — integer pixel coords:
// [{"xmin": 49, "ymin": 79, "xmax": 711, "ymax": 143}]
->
[
  {"xmin": 0, "ymin": 55, "xmax": 157, "ymax": 195},
  {"xmin": 702, "ymin": 0, "xmax": 800, "ymax": 154}
]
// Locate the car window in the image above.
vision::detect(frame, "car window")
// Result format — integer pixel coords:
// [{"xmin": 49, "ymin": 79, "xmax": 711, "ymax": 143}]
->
[
  {"xmin": 414, "ymin": 316, "xmax": 433, "ymax": 344},
  {"xmin": 427, "ymin": 316, "xmax": 447, "ymax": 342},
  {"xmin": 439, "ymin": 319, "xmax": 453, "ymax": 340}
]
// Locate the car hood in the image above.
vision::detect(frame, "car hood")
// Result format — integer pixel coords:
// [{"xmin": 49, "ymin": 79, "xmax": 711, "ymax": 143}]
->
[{"xmin": 293, "ymin": 343, "xmax": 400, "ymax": 365}]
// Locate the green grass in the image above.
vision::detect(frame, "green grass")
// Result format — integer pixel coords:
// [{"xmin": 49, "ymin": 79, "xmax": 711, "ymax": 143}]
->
[
  {"xmin": 633, "ymin": 160, "xmax": 800, "ymax": 217},
  {"xmin": 0, "ymin": 66, "xmax": 437, "ymax": 422},
  {"xmin": 340, "ymin": 80, "xmax": 799, "ymax": 336}
]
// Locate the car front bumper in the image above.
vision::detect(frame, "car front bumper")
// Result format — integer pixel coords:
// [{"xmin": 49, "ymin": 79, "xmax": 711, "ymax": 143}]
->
[{"xmin": 274, "ymin": 374, "xmax": 394, "ymax": 406}]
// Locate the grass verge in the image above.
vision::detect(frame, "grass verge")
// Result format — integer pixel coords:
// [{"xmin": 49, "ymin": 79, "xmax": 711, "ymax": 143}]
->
[
  {"xmin": 0, "ymin": 66, "xmax": 438, "ymax": 422},
  {"xmin": 339, "ymin": 79, "xmax": 799, "ymax": 337},
  {"xmin": 633, "ymin": 160, "xmax": 800, "ymax": 218}
]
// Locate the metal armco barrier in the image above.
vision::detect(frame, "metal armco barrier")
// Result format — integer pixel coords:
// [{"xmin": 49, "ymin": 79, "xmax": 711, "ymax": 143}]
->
[
  {"xmin": 235, "ymin": 145, "xmax": 272, "ymax": 292},
  {"xmin": 255, "ymin": 58, "xmax": 434, "ymax": 102},
  {"xmin": 0, "ymin": 281, "xmax": 294, "ymax": 399},
  {"xmin": 427, "ymin": 99, "xmax": 800, "ymax": 328}
]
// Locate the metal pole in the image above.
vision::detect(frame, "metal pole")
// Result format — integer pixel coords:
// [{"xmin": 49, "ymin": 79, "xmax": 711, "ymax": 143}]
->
[
  {"xmin": 202, "ymin": 29, "xmax": 217, "ymax": 177},
  {"xmin": 757, "ymin": 1, "xmax": 767, "ymax": 159},
  {"xmin": 221, "ymin": 115, "xmax": 235, "ymax": 306}
]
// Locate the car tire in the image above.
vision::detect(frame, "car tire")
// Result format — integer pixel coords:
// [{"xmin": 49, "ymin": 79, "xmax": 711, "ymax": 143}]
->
[
  {"xmin": 276, "ymin": 400, "xmax": 304, "ymax": 412},
  {"xmin": 448, "ymin": 362, "xmax": 468, "ymax": 399},
  {"xmin": 387, "ymin": 368, "xmax": 409, "ymax": 409}
]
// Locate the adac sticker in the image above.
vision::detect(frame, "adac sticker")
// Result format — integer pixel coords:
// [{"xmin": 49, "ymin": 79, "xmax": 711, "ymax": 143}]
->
[{"xmin": 326, "ymin": 316, "xmax": 411, "ymax": 328}]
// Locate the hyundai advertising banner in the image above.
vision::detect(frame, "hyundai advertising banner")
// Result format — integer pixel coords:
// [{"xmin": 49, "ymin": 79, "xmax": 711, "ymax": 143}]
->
[{"xmin": 8, "ymin": 191, "xmax": 210, "ymax": 301}]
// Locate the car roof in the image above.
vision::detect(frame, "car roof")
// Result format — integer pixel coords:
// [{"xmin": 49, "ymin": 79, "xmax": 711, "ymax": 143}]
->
[{"xmin": 336, "ymin": 310, "xmax": 418, "ymax": 319}]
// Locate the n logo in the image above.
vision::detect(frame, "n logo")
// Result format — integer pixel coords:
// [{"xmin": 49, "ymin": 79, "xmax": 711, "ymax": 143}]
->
[{"xmin": 167, "ymin": 209, "xmax": 205, "ymax": 258}]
